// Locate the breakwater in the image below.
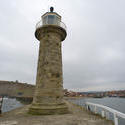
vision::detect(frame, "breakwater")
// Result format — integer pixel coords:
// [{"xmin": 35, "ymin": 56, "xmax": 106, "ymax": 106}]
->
[
  {"xmin": 0, "ymin": 80, "xmax": 35, "ymax": 98},
  {"xmin": 0, "ymin": 99, "xmax": 113, "ymax": 125}
]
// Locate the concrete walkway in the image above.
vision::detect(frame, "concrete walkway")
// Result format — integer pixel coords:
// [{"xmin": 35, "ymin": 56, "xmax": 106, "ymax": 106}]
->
[{"xmin": 0, "ymin": 101, "xmax": 113, "ymax": 125}]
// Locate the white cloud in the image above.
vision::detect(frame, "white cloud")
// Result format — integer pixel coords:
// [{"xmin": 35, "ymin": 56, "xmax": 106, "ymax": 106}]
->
[{"xmin": 0, "ymin": 0, "xmax": 125, "ymax": 91}]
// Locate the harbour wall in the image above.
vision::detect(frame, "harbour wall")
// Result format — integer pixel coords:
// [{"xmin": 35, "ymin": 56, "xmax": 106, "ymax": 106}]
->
[{"xmin": 0, "ymin": 80, "xmax": 35, "ymax": 98}]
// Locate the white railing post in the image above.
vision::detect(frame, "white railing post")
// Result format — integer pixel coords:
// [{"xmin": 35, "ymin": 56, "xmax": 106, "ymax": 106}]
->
[
  {"xmin": 94, "ymin": 106, "xmax": 97, "ymax": 114},
  {"xmin": 114, "ymin": 113, "xmax": 118, "ymax": 125},
  {"xmin": 106, "ymin": 112, "xmax": 109, "ymax": 119},
  {"xmin": 101, "ymin": 110, "xmax": 105, "ymax": 118},
  {"xmin": 87, "ymin": 105, "xmax": 89, "ymax": 110}
]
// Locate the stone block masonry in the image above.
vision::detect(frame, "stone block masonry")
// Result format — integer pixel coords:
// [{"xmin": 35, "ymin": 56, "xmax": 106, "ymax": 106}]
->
[
  {"xmin": 28, "ymin": 7, "xmax": 69, "ymax": 114},
  {"xmin": 29, "ymin": 25, "xmax": 69, "ymax": 115}
]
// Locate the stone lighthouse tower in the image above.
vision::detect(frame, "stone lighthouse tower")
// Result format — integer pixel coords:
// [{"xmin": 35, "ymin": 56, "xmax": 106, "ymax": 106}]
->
[{"xmin": 29, "ymin": 7, "xmax": 68, "ymax": 115}]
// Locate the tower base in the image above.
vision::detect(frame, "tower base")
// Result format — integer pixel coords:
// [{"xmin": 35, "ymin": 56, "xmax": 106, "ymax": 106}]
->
[{"xmin": 28, "ymin": 102, "xmax": 69, "ymax": 115}]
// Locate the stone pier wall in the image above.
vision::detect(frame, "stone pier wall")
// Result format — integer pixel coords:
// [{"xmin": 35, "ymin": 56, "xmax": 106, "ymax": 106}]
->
[{"xmin": 0, "ymin": 81, "xmax": 35, "ymax": 97}]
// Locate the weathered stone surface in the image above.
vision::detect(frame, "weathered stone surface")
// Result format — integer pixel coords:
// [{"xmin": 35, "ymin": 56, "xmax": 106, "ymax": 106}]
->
[
  {"xmin": 0, "ymin": 101, "xmax": 113, "ymax": 125},
  {"xmin": 29, "ymin": 25, "xmax": 69, "ymax": 115}
]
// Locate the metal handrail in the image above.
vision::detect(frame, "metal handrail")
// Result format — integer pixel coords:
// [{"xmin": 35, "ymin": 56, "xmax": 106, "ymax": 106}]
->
[
  {"xmin": 36, "ymin": 20, "xmax": 67, "ymax": 31},
  {"xmin": 86, "ymin": 102, "xmax": 125, "ymax": 125}
]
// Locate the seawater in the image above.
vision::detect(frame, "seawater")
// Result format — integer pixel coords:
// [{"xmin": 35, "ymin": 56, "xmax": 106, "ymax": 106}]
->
[
  {"xmin": 2, "ymin": 98, "xmax": 23, "ymax": 113},
  {"xmin": 69, "ymin": 97, "xmax": 125, "ymax": 125}
]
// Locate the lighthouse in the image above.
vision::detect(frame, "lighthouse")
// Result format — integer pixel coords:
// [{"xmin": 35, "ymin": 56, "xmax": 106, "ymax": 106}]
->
[{"xmin": 29, "ymin": 7, "xmax": 69, "ymax": 115}]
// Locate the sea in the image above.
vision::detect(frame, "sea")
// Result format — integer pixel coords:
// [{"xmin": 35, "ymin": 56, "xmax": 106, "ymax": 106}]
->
[
  {"xmin": 1, "ymin": 97, "xmax": 125, "ymax": 125},
  {"xmin": 1, "ymin": 98, "xmax": 23, "ymax": 113}
]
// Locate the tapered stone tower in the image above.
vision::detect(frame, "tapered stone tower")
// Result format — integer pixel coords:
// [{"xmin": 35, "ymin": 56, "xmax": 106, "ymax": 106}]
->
[{"xmin": 29, "ymin": 7, "xmax": 69, "ymax": 115}]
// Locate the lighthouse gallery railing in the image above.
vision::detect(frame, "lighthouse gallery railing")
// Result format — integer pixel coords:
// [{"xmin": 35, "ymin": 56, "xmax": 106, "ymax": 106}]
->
[{"xmin": 36, "ymin": 20, "xmax": 67, "ymax": 31}]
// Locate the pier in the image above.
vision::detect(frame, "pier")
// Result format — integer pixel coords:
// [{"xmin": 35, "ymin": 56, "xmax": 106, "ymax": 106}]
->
[{"xmin": 0, "ymin": 101, "xmax": 113, "ymax": 125}]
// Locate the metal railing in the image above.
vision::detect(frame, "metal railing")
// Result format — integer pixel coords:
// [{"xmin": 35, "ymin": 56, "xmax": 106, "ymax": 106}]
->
[
  {"xmin": 36, "ymin": 20, "xmax": 67, "ymax": 31},
  {"xmin": 85, "ymin": 102, "xmax": 125, "ymax": 125}
]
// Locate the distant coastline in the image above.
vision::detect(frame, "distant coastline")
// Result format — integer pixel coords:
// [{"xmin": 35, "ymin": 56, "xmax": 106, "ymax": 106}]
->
[{"xmin": 0, "ymin": 80, "xmax": 125, "ymax": 98}]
